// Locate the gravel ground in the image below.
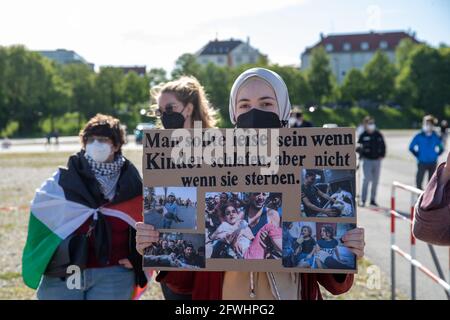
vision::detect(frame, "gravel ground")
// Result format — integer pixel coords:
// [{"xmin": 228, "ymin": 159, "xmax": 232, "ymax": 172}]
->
[{"xmin": 0, "ymin": 149, "xmax": 395, "ymax": 300}]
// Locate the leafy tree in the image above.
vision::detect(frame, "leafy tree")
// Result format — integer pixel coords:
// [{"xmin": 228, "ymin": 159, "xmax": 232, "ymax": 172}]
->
[
  {"xmin": 340, "ymin": 69, "xmax": 367, "ymax": 105},
  {"xmin": 306, "ymin": 46, "xmax": 335, "ymax": 104},
  {"xmin": 395, "ymin": 38, "xmax": 418, "ymax": 71},
  {"xmin": 4, "ymin": 46, "xmax": 62, "ymax": 136},
  {"xmin": 59, "ymin": 63, "xmax": 96, "ymax": 127},
  {"xmin": 171, "ymin": 53, "xmax": 202, "ymax": 79},
  {"xmin": 363, "ymin": 50, "xmax": 396, "ymax": 104},
  {"xmin": 148, "ymin": 68, "xmax": 168, "ymax": 88},
  {"xmin": 94, "ymin": 67, "xmax": 125, "ymax": 118},
  {"xmin": 398, "ymin": 45, "xmax": 450, "ymax": 118},
  {"xmin": 199, "ymin": 63, "xmax": 231, "ymax": 126},
  {"xmin": 0, "ymin": 47, "xmax": 9, "ymax": 132}
]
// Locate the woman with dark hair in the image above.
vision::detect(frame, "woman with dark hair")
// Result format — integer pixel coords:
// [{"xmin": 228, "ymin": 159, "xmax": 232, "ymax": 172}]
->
[
  {"xmin": 209, "ymin": 202, "xmax": 254, "ymax": 259},
  {"xmin": 23, "ymin": 114, "xmax": 146, "ymax": 300},
  {"xmin": 313, "ymin": 225, "xmax": 350, "ymax": 270},
  {"xmin": 295, "ymin": 225, "xmax": 316, "ymax": 268}
]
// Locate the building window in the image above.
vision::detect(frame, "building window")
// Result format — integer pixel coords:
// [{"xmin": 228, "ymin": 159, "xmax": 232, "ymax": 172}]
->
[
  {"xmin": 325, "ymin": 43, "xmax": 333, "ymax": 52},
  {"xmin": 217, "ymin": 56, "xmax": 224, "ymax": 64},
  {"xmin": 235, "ymin": 56, "xmax": 242, "ymax": 64},
  {"xmin": 361, "ymin": 42, "xmax": 369, "ymax": 50},
  {"xmin": 343, "ymin": 42, "xmax": 351, "ymax": 51},
  {"xmin": 379, "ymin": 41, "xmax": 388, "ymax": 49}
]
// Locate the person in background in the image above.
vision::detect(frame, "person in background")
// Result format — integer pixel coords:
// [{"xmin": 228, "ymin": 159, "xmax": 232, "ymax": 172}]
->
[
  {"xmin": 357, "ymin": 116, "xmax": 386, "ymax": 207},
  {"xmin": 135, "ymin": 76, "xmax": 220, "ymax": 300},
  {"xmin": 440, "ymin": 120, "xmax": 448, "ymax": 150},
  {"xmin": 409, "ymin": 115, "xmax": 444, "ymax": 189},
  {"xmin": 413, "ymin": 150, "xmax": 450, "ymax": 246},
  {"xmin": 289, "ymin": 109, "xmax": 313, "ymax": 128}
]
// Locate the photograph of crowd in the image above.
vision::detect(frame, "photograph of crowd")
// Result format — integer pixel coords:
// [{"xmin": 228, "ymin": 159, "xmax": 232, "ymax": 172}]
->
[
  {"xmin": 142, "ymin": 232, "xmax": 205, "ymax": 269},
  {"xmin": 144, "ymin": 186, "xmax": 197, "ymax": 229},
  {"xmin": 300, "ymin": 169, "xmax": 356, "ymax": 218},
  {"xmin": 282, "ymin": 222, "xmax": 356, "ymax": 270},
  {"xmin": 205, "ymin": 192, "xmax": 283, "ymax": 260}
]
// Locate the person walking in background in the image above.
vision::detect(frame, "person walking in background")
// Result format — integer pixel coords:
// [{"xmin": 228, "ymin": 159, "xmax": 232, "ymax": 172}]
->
[
  {"xmin": 413, "ymin": 150, "xmax": 450, "ymax": 246},
  {"xmin": 409, "ymin": 115, "xmax": 444, "ymax": 189},
  {"xmin": 357, "ymin": 116, "xmax": 386, "ymax": 207}
]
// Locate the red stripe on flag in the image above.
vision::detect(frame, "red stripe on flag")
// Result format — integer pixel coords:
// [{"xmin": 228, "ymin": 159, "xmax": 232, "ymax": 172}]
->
[{"xmin": 106, "ymin": 196, "xmax": 143, "ymax": 223}]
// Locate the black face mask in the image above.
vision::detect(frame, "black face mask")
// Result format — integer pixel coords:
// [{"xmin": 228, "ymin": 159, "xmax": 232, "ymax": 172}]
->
[
  {"xmin": 161, "ymin": 111, "xmax": 185, "ymax": 129},
  {"xmin": 236, "ymin": 108, "xmax": 282, "ymax": 128}
]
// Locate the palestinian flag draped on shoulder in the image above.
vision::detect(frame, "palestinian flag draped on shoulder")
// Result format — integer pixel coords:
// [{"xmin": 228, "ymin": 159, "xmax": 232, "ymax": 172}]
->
[{"xmin": 22, "ymin": 152, "xmax": 144, "ymax": 292}]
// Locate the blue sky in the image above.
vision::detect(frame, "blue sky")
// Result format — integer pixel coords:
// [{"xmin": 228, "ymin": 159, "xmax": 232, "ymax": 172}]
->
[
  {"xmin": 1, "ymin": 0, "xmax": 449, "ymax": 72},
  {"xmin": 154, "ymin": 187, "xmax": 197, "ymax": 201}
]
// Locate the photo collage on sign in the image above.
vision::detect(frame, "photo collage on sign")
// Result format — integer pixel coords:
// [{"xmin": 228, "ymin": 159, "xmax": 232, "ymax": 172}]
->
[{"xmin": 282, "ymin": 169, "xmax": 357, "ymax": 271}]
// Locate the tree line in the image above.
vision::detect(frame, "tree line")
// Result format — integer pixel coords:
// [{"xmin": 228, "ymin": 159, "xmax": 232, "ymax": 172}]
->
[{"xmin": 0, "ymin": 39, "xmax": 449, "ymax": 137}]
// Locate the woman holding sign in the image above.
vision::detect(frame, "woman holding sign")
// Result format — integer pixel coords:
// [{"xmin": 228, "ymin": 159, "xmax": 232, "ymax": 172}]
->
[
  {"xmin": 136, "ymin": 69, "xmax": 365, "ymax": 300},
  {"xmin": 136, "ymin": 76, "xmax": 222, "ymax": 300}
]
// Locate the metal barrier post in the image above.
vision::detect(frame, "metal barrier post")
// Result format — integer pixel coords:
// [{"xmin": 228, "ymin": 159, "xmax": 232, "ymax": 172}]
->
[
  {"xmin": 391, "ymin": 184, "xmax": 396, "ymax": 300},
  {"xmin": 410, "ymin": 193, "xmax": 417, "ymax": 300},
  {"xmin": 390, "ymin": 181, "xmax": 450, "ymax": 300}
]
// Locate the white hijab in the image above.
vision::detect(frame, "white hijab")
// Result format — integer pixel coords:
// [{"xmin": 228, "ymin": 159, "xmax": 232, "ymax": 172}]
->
[{"xmin": 228, "ymin": 68, "xmax": 292, "ymax": 125}]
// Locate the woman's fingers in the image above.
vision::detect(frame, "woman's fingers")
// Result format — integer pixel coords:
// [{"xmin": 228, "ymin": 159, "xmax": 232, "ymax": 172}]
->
[
  {"xmin": 135, "ymin": 222, "xmax": 159, "ymax": 255},
  {"xmin": 342, "ymin": 227, "xmax": 364, "ymax": 241},
  {"xmin": 136, "ymin": 243, "xmax": 150, "ymax": 255},
  {"xmin": 118, "ymin": 258, "xmax": 134, "ymax": 269},
  {"xmin": 342, "ymin": 240, "xmax": 365, "ymax": 251},
  {"xmin": 341, "ymin": 227, "xmax": 365, "ymax": 258},
  {"xmin": 347, "ymin": 247, "xmax": 364, "ymax": 258},
  {"xmin": 136, "ymin": 222, "xmax": 155, "ymax": 232}
]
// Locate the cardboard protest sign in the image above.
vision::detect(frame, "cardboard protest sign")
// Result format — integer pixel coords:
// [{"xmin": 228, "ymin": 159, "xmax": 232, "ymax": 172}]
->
[{"xmin": 142, "ymin": 127, "xmax": 357, "ymax": 273}]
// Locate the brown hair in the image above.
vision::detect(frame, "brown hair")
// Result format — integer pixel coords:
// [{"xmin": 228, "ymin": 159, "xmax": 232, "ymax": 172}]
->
[
  {"xmin": 423, "ymin": 114, "xmax": 437, "ymax": 125},
  {"xmin": 79, "ymin": 114, "xmax": 125, "ymax": 154},
  {"xmin": 363, "ymin": 116, "xmax": 374, "ymax": 124},
  {"xmin": 151, "ymin": 76, "xmax": 216, "ymax": 128}
]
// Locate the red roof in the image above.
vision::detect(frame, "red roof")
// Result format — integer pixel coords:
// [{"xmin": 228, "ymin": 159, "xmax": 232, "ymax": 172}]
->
[{"xmin": 304, "ymin": 31, "xmax": 420, "ymax": 54}]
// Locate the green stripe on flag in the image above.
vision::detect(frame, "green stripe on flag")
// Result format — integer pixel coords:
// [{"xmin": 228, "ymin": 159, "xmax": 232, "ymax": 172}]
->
[{"xmin": 22, "ymin": 212, "xmax": 62, "ymax": 289}]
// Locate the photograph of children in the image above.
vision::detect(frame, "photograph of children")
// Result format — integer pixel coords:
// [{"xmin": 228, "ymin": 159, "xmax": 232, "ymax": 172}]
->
[
  {"xmin": 205, "ymin": 192, "xmax": 283, "ymax": 260},
  {"xmin": 144, "ymin": 186, "xmax": 197, "ymax": 229},
  {"xmin": 143, "ymin": 232, "xmax": 205, "ymax": 269},
  {"xmin": 300, "ymin": 169, "xmax": 356, "ymax": 218},
  {"xmin": 282, "ymin": 222, "xmax": 356, "ymax": 270}
]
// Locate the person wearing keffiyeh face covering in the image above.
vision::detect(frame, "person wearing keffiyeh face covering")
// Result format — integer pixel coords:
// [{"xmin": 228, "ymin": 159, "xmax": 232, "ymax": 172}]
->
[{"xmin": 35, "ymin": 114, "xmax": 146, "ymax": 300}]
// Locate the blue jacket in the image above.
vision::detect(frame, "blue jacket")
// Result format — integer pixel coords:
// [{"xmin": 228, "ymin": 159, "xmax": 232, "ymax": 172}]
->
[{"xmin": 409, "ymin": 131, "xmax": 443, "ymax": 163}]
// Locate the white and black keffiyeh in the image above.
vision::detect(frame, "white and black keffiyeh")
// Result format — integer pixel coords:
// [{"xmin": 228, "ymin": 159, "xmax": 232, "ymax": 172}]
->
[{"xmin": 84, "ymin": 153, "xmax": 125, "ymax": 200}]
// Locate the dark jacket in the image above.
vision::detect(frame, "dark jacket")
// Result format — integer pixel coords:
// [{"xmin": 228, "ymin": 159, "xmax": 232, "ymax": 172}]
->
[
  {"xmin": 357, "ymin": 130, "xmax": 386, "ymax": 160},
  {"xmin": 51, "ymin": 151, "xmax": 147, "ymax": 288}
]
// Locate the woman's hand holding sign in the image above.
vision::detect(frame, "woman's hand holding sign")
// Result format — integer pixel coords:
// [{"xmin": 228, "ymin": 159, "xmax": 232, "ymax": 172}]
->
[
  {"xmin": 341, "ymin": 227, "xmax": 365, "ymax": 258},
  {"xmin": 136, "ymin": 222, "xmax": 159, "ymax": 255}
]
